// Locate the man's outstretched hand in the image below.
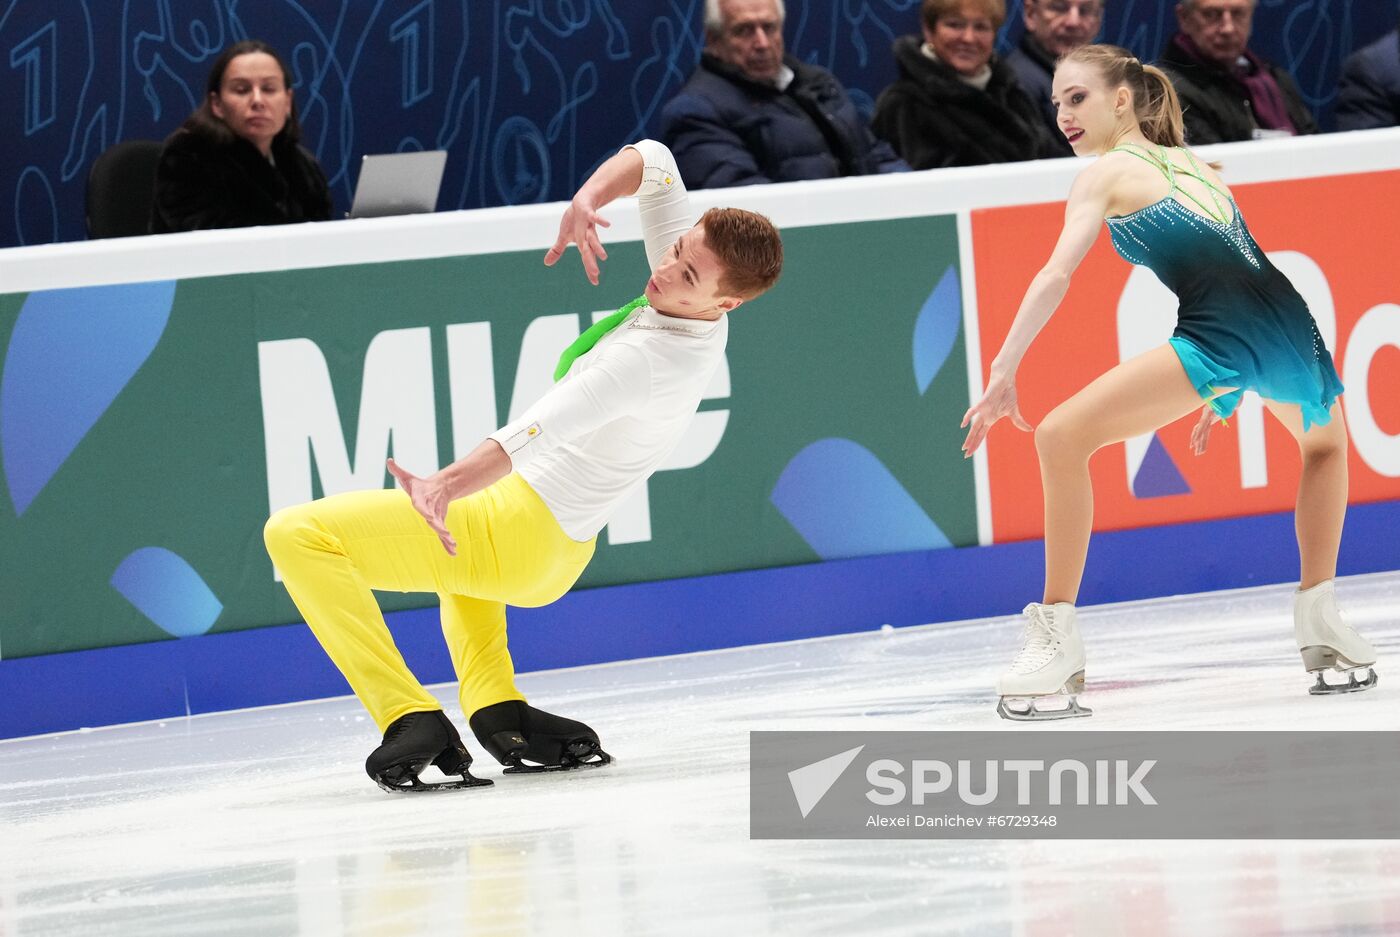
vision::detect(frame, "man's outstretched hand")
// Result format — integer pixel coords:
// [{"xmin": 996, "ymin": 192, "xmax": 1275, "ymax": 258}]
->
[
  {"xmin": 386, "ymin": 458, "xmax": 458, "ymax": 556},
  {"xmin": 544, "ymin": 197, "xmax": 610, "ymax": 285}
]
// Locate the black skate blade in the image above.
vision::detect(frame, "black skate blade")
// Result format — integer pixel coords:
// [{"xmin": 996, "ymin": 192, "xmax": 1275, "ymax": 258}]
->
[
  {"xmin": 374, "ymin": 771, "xmax": 494, "ymax": 794},
  {"xmin": 1308, "ymin": 668, "xmax": 1378, "ymax": 696},
  {"xmin": 502, "ymin": 743, "xmax": 614, "ymax": 775},
  {"xmin": 372, "ymin": 759, "xmax": 494, "ymax": 794}
]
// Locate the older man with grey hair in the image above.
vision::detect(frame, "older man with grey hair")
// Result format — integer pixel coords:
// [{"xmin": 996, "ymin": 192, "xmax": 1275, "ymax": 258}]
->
[
  {"xmin": 1157, "ymin": 0, "xmax": 1317, "ymax": 143},
  {"xmin": 1004, "ymin": 0, "xmax": 1105, "ymax": 156},
  {"xmin": 660, "ymin": 0, "xmax": 906, "ymax": 188}
]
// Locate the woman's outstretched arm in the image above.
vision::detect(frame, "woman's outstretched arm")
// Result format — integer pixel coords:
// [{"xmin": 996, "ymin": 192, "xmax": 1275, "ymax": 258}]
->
[{"xmin": 962, "ymin": 164, "xmax": 1116, "ymax": 456}]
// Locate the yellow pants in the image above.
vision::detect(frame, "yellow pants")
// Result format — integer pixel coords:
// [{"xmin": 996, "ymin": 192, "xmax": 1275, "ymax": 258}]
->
[{"xmin": 263, "ymin": 473, "xmax": 595, "ymax": 733}]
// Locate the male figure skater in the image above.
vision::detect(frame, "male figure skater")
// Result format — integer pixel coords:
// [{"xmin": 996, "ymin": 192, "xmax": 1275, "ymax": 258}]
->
[{"xmin": 264, "ymin": 140, "xmax": 783, "ymax": 791}]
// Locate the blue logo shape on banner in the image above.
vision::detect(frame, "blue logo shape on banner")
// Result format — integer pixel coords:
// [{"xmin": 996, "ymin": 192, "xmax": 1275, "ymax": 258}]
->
[
  {"xmin": 1, "ymin": 280, "xmax": 176, "ymax": 516},
  {"xmin": 913, "ymin": 265, "xmax": 961, "ymax": 395},
  {"xmin": 111, "ymin": 547, "xmax": 223, "ymax": 638},
  {"xmin": 1132, "ymin": 433, "xmax": 1192, "ymax": 498},
  {"xmin": 771, "ymin": 438, "xmax": 952, "ymax": 560}
]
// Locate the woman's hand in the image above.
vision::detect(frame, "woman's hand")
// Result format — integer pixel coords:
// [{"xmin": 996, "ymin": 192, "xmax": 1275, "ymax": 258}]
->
[
  {"xmin": 386, "ymin": 458, "xmax": 458, "ymax": 556},
  {"xmin": 1189, "ymin": 405, "xmax": 1219, "ymax": 456},
  {"xmin": 959, "ymin": 164, "xmax": 1112, "ymax": 458},
  {"xmin": 543, "ymin": 195, "xmax": 611, "ymax": 285},
  {"xmin": 961, "ymin": 371, "xmax": 1033, "ymax": 457}
]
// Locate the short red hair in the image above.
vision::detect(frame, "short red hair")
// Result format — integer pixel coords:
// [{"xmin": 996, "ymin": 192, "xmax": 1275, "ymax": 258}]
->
[{"xmin": 699, "ymin": 207, "xmax": 783, "ymax": 300}]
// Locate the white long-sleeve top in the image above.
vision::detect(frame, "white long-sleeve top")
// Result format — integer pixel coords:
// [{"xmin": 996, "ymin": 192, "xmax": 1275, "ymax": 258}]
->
[{"xmin": 488, "ymin": 140, "xmax": 727, "ymax": 541}]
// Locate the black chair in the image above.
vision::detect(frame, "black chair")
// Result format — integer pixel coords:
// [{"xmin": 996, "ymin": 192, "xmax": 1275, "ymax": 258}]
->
[{"xmin": 86, "ymin": 140, "xmax": 164, "ymax": 238}]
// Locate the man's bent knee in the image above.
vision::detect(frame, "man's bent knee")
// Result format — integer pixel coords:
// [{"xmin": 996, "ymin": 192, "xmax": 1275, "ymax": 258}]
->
[{"xmin": 263, "ymin": 503, "xmax": 319, "ymax": 564}]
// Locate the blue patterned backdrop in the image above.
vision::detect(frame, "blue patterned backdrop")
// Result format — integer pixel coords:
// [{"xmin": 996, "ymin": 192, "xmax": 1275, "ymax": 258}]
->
[{"xmin": 0, "ymin": 0, "xmax": 1391, "ymax": 249}]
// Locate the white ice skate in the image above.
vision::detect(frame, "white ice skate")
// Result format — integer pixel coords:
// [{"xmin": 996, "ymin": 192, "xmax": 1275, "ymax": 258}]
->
[
  {"xmin": 1295, "ymin": 579, "xmax": 1378, "ymax": 695},
  {"xmin": 996, "ymin": 602, "xmax": 1092, "ymax": 720}
]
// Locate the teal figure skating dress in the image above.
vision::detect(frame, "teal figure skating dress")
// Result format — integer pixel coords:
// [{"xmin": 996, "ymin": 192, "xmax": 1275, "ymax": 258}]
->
[{"xmin": 1105, "ymin": 144, "xmax": 1343, "ymax": 430}]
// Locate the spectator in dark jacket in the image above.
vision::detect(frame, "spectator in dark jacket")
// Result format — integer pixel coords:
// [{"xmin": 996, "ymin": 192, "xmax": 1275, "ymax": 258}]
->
[
  {"xmin": 1157, "ymin": 0, "xmax": 1317, "ymax": 144},
  {"xmin": 659, "ymin": 0, "xmax": 907, "ymax": 189},
  {"xmin": 1335, "ymin": 18, "xmax": 1400, "ymax": 131},
  {"xmin": 152, "ymin": 40, "xmax": 332, "ymax": 233},
  {"xmin": 872, "ymin": 0, "xmax": 1062, "ymax": 170},
  {"xmin": 1003, "ymin": 0, "xmax": 1105, "ymax": 156}
]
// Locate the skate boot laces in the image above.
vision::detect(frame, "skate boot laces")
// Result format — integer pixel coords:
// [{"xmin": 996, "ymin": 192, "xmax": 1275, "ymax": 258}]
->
[{"xmin": 1009, "ymin": 605, "xmax": 1068, "ymax": 674}]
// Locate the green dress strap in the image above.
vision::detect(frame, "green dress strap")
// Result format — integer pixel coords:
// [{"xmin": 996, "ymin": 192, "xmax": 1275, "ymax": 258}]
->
[
  {"xmin": 1109, "ymin": 143, "xmax": 1231, "ymax": 224},
  {"xmin": 1109, "ymin": 142, "xmax": 1172, "ymax": 180},
  {"xmin": 1178, "ymin": 147, "xmax": 1234, "ymax": 221}
]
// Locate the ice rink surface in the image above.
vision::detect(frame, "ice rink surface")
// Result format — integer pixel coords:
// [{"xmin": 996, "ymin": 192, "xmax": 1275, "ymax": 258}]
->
[{"xmin": 3, "ymin": 571, "xmax": 1398, "ymax": 936}]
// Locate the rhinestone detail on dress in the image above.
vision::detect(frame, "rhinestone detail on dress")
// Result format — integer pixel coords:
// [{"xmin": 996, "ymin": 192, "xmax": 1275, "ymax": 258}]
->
[{"xmin": 1107, "ymin": 197, "xmax": 1261, "ymax": 269}]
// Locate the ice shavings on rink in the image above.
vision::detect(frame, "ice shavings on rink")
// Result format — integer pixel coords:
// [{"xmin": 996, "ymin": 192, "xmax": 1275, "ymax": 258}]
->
[{"xmin": 2, "ymin": 571, "xmax": 1398, "ymax": 936}]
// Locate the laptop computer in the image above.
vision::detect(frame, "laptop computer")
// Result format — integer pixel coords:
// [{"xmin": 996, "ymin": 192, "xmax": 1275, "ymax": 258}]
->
[{"xmin": 348, "ymin": 150, "xmax": 448, "ymax": 219}]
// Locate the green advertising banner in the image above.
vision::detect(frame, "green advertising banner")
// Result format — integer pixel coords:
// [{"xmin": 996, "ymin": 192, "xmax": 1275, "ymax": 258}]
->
[{"xmin": 0, "ymin": 214, "xmax": 974, "ymax": 658}]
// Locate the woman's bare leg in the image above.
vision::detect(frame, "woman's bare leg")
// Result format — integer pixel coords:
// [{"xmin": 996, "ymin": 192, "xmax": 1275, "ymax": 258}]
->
[
  {"xmin": 1035, "ymin": 344, "xmax": 1221, "ymax": 604},
  {"xmin": 1263, "ymin": 400, "xmax": 1348, "ymax": 588}
]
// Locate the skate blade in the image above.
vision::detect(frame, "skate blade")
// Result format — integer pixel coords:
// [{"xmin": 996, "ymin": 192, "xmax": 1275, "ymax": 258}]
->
[
  {"xmin": 374, "ymin": 769, "xmax": 495, "ymax": 794},
  {"xmin": 996, "ymin": 696, "xmax": 1092, "ymax": 721},
  {"xmin": 1308, "ymin": 667, "xmax": 1378, "ymax": 696},
  {"xmin": 502, "ymin": 745, "xmax": 614, "ymax": 775},
  {"xmin": 996, "ymin": 670, "xmax": 1090, "ymax": 721}
]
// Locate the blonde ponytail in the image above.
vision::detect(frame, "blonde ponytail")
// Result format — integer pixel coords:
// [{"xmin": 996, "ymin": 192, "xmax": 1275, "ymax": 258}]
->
[
  {"xmin": 1138, "ymin": 65, "xmax": 1186, "ymax": 147},
  {"xmin": 1059, "ymin": 45, "xmax": 1188, "ymax": 148},
  {"xmin": 1059, "ymin": 45, "xmax": 1224, "ymax": 169}
]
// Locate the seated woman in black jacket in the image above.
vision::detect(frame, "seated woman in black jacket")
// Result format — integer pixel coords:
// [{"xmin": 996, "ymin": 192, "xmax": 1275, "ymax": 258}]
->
[
  {"xmin": 873, "ymin": 0, "xmax": 1062, "ymax": 169},
  {"xmin": 151, "ymin": 40, "xmax": 332, "ymax": 233}
]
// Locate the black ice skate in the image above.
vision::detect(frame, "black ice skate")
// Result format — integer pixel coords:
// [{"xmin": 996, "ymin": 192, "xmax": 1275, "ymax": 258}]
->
[
  {"xmin": 469, "ymin": 700, "xmax": 612, "ymax": 774},
  {"xmin": 365, "ymin": 710, "xmax": 493, "ymax": 793}
]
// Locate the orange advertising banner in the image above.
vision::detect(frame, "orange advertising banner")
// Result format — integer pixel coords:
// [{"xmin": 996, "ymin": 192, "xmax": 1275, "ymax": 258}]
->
[{"xmin": 972, "ymin": 169, "xmax": 1400, "ymax": 544}]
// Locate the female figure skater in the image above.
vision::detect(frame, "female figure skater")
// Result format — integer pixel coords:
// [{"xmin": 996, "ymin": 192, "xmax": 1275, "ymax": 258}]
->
[{"xmin": 961, "ymin": 44, "xmax": 1378, "ymax": 720}]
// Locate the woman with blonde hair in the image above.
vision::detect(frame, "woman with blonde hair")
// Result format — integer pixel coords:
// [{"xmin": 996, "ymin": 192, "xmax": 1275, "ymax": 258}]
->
[{"xmin": 961, "ymin": 44, "xmax": 1377, "ymax": 720}]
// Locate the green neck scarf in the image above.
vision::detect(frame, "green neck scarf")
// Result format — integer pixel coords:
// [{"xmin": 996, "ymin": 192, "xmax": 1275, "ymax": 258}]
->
[{"xmin": 553, "ymin": 294, "xmax": 649, "ymax": 381}]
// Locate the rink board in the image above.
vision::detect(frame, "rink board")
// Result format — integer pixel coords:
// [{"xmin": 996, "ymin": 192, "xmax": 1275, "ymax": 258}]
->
[
  {"xmin": 2, "ymin": 131, "xmax": 1398, "ymax": 737},
  {"xmin": 0, "ymin": 215, "xmax": 976, "ymax": 661},
  {"xmin": 3, "ymin": 496, "xmax": 1398, "ymax": 739}
]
